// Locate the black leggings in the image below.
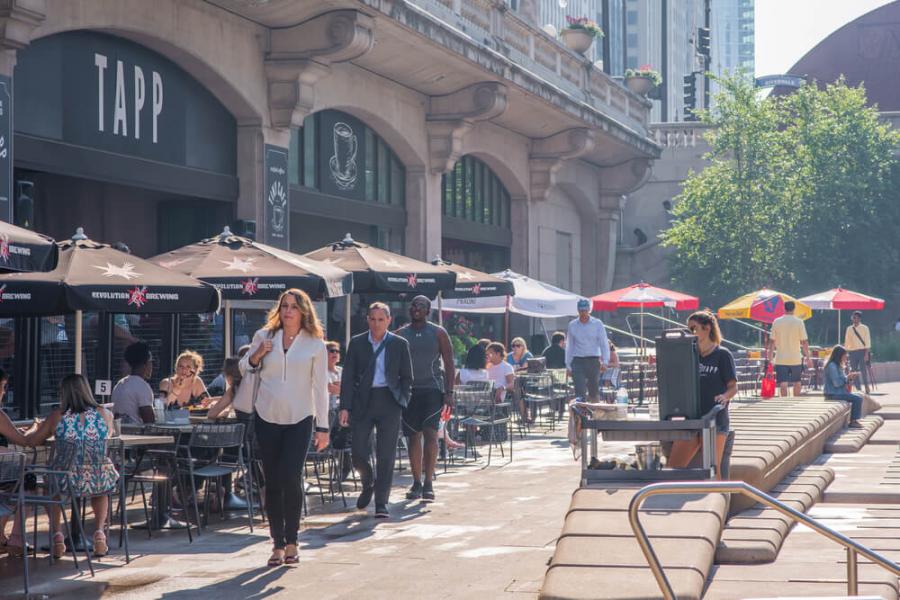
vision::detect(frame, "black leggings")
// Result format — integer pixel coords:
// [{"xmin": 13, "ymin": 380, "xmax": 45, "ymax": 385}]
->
[{"xmin": 254, "ymin": 415, "xmax": 312, "ymax": 548}]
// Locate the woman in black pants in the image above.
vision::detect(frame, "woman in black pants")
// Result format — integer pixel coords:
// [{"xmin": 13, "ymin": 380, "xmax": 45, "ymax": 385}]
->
[{"xmin": 241, "ymin": 288, "xmax": 329, "ymax": 566}]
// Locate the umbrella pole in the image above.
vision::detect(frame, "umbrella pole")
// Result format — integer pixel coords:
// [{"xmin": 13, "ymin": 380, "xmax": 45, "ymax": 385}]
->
[
  {"xmin": 837, "ymin": 310, "xmax": 841, "ymax": 346},
  {"xmin": 345, "ymin": 295, "xmax": 352, "ymax": 350},
  {"xmin": 437, "ymin": 292, "xmax": 443, "ymax": 326},
  {"xmin": 224, "ymin": 301, "xmax": 232, "ymax": 357},
  {"xmin": 504, "ymin": 296, "xmax": 510, "ymax": 348},
  {"xmin": 75, "ymin": 310, "xmax": 83, "ymax": 375}
]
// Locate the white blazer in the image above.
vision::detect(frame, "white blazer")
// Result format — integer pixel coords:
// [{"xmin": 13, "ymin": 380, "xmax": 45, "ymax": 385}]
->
[{"xmin": 240, "ymin": 328, "xmax": 329, "ymax": 429}]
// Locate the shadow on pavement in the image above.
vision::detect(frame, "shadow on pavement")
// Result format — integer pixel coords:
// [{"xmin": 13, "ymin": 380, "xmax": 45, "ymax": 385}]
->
[
  {"xmin": 160, "ymin": 566, "xmax": 288, "ymax": 599},
  {"xmin": 300, "ymin": 502, "xmax": 429, "ymax": 551}
]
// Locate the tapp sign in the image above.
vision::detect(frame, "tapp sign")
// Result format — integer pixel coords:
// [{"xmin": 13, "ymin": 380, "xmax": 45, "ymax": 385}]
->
[{"xmin": 94, "ymin": 53, "xmax": 163, "ymax": 143}]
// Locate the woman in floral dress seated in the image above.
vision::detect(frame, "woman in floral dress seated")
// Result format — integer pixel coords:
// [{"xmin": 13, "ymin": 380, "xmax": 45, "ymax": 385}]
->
[{"xmin": 20, "ymin": 374, "xmax": 119, "ymax": 558}]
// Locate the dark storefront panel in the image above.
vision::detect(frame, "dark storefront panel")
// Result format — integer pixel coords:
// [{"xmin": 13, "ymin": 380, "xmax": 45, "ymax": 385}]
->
[
  {"xmin": 290, "ymin": 213, "xmax": 404, "ymax": 256},
  {"xmin": 8, "ymin": 31, "xmax": 240, "ymax": 416},
  {"xmin": 109, "ymin": 313, "xmax": 173, "ymax": 393},
  {"xmin": 177, "ymin": 313, "xmax": 225, "ymax": 388},
  {"xmin": 0, "ymin": 318, "xmax": 14, "ymax": 417},
  {"xmin": 289, "ymin": 109, "xmax": 406, "ymax": 255},
  {"xmin": 15, "ymin": 31, "xmax": 236, "ymax": 175},
  {"xmin": 441, "ymin": 155, "xmax": 512, "ymax": 273},
  {"xmin": 38, "ymin": 314, "xmax": 99, "ymax": 415}
]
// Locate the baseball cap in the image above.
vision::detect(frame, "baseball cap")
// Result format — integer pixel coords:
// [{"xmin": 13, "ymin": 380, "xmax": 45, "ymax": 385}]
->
[{"xmin": 577, "ymin": 299, "xmax": 591, "ymax": 311}]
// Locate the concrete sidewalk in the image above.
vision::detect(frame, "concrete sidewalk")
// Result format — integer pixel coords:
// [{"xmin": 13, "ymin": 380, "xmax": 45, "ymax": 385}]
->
[{"xmin": 1, "ymin": 424, "xmax": 623, "ymax": 600}]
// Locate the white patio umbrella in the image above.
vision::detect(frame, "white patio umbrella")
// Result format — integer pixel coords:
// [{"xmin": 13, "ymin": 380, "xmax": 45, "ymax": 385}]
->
[{"xmin": 439, "ymin": 269, "xmax": 587, "ymax": 343}]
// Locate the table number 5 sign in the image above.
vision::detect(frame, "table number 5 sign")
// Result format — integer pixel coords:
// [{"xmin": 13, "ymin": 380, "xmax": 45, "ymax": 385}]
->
[{"xmin": 95, "ymin": 379, "xmax": 113, "ymax": 396}]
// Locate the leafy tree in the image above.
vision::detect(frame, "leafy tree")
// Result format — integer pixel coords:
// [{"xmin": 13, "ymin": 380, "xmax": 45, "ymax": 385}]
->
[{"xmin": 661, "ymin": 74, "xmax": 900, "ymax": 309}]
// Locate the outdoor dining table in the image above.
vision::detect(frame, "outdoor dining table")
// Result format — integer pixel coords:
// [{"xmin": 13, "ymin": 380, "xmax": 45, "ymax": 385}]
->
[{"xmin": 125, "ymin": 424, "xmax": 194, "ymax": 531}]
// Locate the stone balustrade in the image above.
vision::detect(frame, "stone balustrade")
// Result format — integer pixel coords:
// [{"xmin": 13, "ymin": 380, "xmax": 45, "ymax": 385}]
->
[
  {"xmin": 650, "ymin": 122, "xmax": 711, "ymax": 149},
  {"xmin": 382, "ymin": 0, "xmax": 651, "ymax": 133}
]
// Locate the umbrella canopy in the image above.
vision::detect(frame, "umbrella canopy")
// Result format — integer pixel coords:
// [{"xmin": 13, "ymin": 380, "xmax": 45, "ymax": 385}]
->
[
  {"xmin": 440, "ymin": 270, "xmax": 586, "ymax": 318},
  {"xmin": 304, "ymin": 234, "xmax": 456, "ymax": 295},
  {"xmin": 150, "ymin": 227, "xmax": 352, "ymax": 301},
  {"xmin": 717, "ymin": 289, "xmax": 812, "ymax": 323},
  {"xmin": 432, "ymin": 258, "xmax": 515, "ymax": 299},
  {"xmin": 591, "ymin": 282, "xmax": 699, "ymax": 312},
  {"xmin": 0, "ymin": 220, "xmax": 58, "ymax": 273},
  {"xmin": 0, "ymin": 228, "xmax": 220, "ymax": 316},
  {"xmin": 798, "ymin": 287, "xmax": 885, "ymax": 311}
]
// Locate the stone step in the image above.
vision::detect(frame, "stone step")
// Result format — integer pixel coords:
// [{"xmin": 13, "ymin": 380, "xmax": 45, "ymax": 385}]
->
[
  {"xmin": 541, "ymin": 486, "xmax": 727, "ymax": 600},
  {"xmin": 825, "ymin": 417, "xmax": 885, "ymax": 453},
  {"xmin": 715, "ymin": 465, "xmax": 835, "ymax": 564}
]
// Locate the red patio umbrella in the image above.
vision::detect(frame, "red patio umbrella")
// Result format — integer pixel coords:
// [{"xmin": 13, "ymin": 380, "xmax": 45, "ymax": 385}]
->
[
  {"xmin": 799, "ymin": 287, "xmax": 885, "ymax": 344},
  {"xmin": 799, "ymin": 287, "xmax": 885, "ymax": 311},
  {"xmin": 591, "ymin": 282, "xmax": 699, "ymax": 355},
  {"xmin": 591, "ymin": 282, "xmax": 699, "ymax": 312}
]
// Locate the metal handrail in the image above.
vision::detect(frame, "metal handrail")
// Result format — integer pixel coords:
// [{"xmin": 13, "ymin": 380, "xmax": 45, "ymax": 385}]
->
[
  {"xmin": 625, "ymin": 311, "xmax": 756, "ymax": 351},
  {"xmin": 605, "ymin": 324, "xmax": 655, "ymax": 347},
  {"xmin": 628, "ymin": 481, "xmax": 900, "ymax": 599}
]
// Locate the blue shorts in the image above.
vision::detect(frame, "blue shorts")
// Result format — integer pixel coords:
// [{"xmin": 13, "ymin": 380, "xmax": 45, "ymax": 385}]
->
[{"xmin": 775, "ymin": 364, "xmax": 803, "ymax": 384}]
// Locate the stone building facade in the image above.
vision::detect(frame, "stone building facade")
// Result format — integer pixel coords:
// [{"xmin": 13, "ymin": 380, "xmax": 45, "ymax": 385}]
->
[{"xmin": 0, "ymin": 0, "xmax": 660, "ymax": 298}]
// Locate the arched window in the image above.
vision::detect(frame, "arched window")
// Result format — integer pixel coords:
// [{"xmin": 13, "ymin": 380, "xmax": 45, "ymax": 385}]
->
[
  {"xmin": 441, "ymin": 156, "xmax": 510, "ymax": 228},
  {"xmin": 289, "ymin": 110, "xmax": 405, "ymax": 206}
]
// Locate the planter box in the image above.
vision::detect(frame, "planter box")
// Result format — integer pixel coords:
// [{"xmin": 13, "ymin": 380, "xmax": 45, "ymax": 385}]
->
[
  {"xmin": 561, "ymin": 28, "xmax": 594, "ymax": 54},
  {"xmin": 625, "ymin": 75, "xmax": 656, "ymax": 96}
]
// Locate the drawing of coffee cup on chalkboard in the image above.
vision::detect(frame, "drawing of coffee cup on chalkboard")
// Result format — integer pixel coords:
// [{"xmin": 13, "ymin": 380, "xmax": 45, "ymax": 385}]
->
[
  {"xmin": 329, "ymin": 122, "xmax": 358, "ymax": 190},
  {"xmin": 268, "ymin": 180, "xmax": 287, "ymax": 235}
]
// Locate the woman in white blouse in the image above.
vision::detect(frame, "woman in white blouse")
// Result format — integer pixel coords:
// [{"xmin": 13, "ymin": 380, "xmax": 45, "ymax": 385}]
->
[{"xmin": 241, "ymin": 289, "xmax": 329, "ymax": 567}]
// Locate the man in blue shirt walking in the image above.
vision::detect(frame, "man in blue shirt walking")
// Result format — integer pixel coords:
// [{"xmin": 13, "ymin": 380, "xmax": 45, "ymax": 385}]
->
[{"xmin": 565, "ymin": 298, "xmax": 610, "ymax": 401}]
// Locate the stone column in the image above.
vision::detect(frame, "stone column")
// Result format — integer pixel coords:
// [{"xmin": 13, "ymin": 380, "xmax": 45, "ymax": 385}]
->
[
  {"xmin": 404, "ymin": 166, "xmax": 442, "ymax": 261},
  {"xmin": 509, "ymin": 194, "xmax": 529, "ymax": 273},
  {"xmin": 235, "ymin": 123, "xmax": 291, "ymax": 245},
  {"xmin": 593, "ymin": 195, "xmax": 625, "ymax": 292}
]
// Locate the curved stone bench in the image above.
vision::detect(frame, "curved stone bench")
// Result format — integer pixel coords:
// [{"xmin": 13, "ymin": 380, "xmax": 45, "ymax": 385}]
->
[
  {"xmin": 727, "ymin": 397, "xmax": 848, "ymax": 513},
  {"xmin": 541, "ymin": 486, "xmax": 728, "ymax": 600},
  {"xmin": 541, "ymin": 397, "xmax": 852, "ymax": 600}
]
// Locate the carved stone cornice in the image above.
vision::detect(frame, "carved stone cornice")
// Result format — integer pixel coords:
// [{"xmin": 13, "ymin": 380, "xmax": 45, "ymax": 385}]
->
[
  {"xmin": 426, "ymin": 82, "xmax": 508, "ymax": 174},
  {"xmin": 0, "ymin": 0, "xmax": 45, "ymax": 51},
  {"xmin": 596, "ymin": 157, "xmax": 653, "ymax": 196},
  {"xmin": 264, "ymin": 10, "xmax": 375, "ymax": 128},
  {"xmin": 529, "ymin": 128, "xmax": 596, "ymax": 202}
]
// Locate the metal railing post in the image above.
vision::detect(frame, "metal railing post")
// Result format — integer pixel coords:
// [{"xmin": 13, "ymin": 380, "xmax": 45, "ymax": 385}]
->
[{"xmin": 628, "ymin": 482, "xmax": 900, "ymax": 600}]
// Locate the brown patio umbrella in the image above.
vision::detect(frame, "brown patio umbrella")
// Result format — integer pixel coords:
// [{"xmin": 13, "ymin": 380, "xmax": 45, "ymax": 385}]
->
[
  {"xmin": 0, "ymin": 220, "xmax": 58, "ymax": 272},
  {"xmin": 150, "ymin": 227, "xmax": 353, "ymax": 301},
  {"xmin": 0, "ymin": 228, "xmax": 220, "ymax": 373},
  {"xmin": 305, "ymin": 234, "xmax": 456, "ymax": 345}
]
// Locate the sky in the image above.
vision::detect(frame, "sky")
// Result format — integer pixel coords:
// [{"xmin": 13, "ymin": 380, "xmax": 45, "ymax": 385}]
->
[{"xmin": 754, "ymin": 0, "xmax": 894, "ymax": 76}]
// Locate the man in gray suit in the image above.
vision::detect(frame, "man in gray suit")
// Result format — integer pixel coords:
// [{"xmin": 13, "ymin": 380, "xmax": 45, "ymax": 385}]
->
[{"xmin": 339, "ymin": 302, "xmax": 413, "ymax": 518}]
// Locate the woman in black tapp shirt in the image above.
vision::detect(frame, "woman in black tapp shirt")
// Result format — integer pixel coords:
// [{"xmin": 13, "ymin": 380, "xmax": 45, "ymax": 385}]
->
[{"xmin": 668, "ymin": 310, "xmax": 737, "ymax": 478}]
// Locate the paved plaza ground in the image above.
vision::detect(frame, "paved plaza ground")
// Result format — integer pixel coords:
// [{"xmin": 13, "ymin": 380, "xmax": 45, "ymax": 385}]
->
[
  {"xmin": 1, "ymin": 423, "xmax": 633, "ymax": 600},
  {"xmin": 4, "ymin": 383, "xmax": 900, "ymax": 599}
]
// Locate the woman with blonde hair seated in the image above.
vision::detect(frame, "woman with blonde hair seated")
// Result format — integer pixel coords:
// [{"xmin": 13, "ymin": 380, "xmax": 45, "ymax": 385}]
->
[{"xmin": 160, "ymin": 350, "xmax": 209, "ymax": 408}]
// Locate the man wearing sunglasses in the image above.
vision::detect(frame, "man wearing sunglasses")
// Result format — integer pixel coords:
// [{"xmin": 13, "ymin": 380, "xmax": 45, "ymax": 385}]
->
[{"xmin": 397, "ymin": 295, "xmax": 455, "ymax": 503}]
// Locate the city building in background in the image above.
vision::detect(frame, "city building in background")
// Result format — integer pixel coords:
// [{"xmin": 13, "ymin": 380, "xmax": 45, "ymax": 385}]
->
[{"xmin": 710, "ymin": 0, "xmax": 755, "ymax": 98}]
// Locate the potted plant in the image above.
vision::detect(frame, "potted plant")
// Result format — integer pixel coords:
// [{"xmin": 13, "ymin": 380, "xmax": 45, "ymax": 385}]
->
[
  {"xmin": 561, "ymin": 16, "xmax": 604, "ymax": 55},
  {"xmin": 624, "ymin": 65, "xmax": 662, "ymax": 96}
]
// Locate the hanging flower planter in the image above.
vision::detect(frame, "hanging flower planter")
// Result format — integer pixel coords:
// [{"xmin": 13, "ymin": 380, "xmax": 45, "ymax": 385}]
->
[
  {"xmin": 562, "ymin": 16, "xmax": 603, "ymax": 55},
  {"xmin": 624, "ymin": 65, "xmax": 662, "ymax": 96}
]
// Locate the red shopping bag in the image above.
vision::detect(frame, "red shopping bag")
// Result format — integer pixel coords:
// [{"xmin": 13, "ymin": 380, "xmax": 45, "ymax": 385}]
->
[{"xmin": 760, "ymin": 363, "xmax": 776, "ymax": 398}]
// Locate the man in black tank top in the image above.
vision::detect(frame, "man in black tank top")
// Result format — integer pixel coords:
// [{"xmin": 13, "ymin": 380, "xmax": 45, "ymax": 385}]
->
[{"xmin": 397, "ymin": 296, "xmax": 455, "ymax": 502}]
